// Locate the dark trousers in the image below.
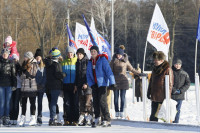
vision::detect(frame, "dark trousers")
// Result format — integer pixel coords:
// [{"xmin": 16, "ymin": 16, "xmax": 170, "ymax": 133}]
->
[
  {"xmin": 21, "ymin": 96, "xmax": 36, "ymax": 115},
  {"xmin": 79, "ymin": 93, "xmax": 93, "ymax": 115},
  {"xmin": 113, "ymin": 89, "xmax": 126, "ymax": 112},
  {"xmin": 50, "ymin": 90, "xmax": 60, "ymax": 120},
  {"xmin": 63, "ymin": 84, "xmax": 79, "ymax": 122},
  {"xmin": 150, "ymin": 101, "xmax": 162, "ymax": 122},
  {"xmin": 10, "ymin": 88, "xmax": 21, "ymax": 120},
  {"xmin": 46, "ymin": 92, "xmax": 59, "ymax": 114},
  {"xmin": 37, "ymin": 91, "xmax": 44, "ymax": 117},
  {"xmin": 173, "ymin": 99, "xmax": 183, "ymax": 123},
  {"xmin": 92, "ymin": 85, "xmax": 110, "ymax": 121}
]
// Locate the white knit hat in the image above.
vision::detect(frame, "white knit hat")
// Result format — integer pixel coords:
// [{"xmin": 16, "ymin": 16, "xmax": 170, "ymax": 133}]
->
[
  {"xmin": 5, "ymin": 36, "xmax": 12, "ymax": 44},
  {"xmin": 24, "ymin": 51, "xmax": 34, "ymax": 59}
]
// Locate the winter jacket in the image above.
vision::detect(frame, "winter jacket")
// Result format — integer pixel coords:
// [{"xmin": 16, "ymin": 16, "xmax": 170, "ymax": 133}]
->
[
  {"xmin": 171, "ymin": 66, "xmax": 190, "ymax": 100},
  {"xmin": 45, "ymin": 58, "xmax": 65, "ymax": 91},
  {"xmin": 61, "ymin": 56, "xmax": 77, "ymax": 84},
  {"xmin": 0, "ymin": 56, "xmax": 17, "ymax": 87},
  {"xmin": 110, "ymin": 53, "xmax": 140, "ymax": 90},
  {"xmin": 87, "ymin": 54, "xmax": 115, "ymax": 88},
  {"xmin": 35, "ymin": 67, "xmax": 46, "ymax": 93},
  {"xmin": 4, "ymin": 41, "xmax": 19, "ymax": 59},
  {"xmin": 147, "ymin": 61, "xmax": 174, "ymax": 102},
  {"xmin": 75, "ymin": 54, "xmax": 92, "ymax": 95},
  {"xmin": 21, "ymin": 59, "xmax": 38, "ymax": 97}
]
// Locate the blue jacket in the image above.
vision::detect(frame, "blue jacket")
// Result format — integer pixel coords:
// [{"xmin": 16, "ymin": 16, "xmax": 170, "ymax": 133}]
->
[{"xmin": 87, "ymin": 55, "xmax": 115, "ymax": 88}]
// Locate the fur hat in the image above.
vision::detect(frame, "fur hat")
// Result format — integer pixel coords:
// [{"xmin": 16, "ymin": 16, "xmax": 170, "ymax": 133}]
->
[
  {"xmin": 173, "ymin": 59, "xmax": 182, "ymax": 65},
  {"xmin": 66, "ymin": 46, "xmax": 74, "ymax": 54},
  {"xmin": 34, "ymin": 48, "xmax": 42, "ymax": 58},
  {"xmin": 76, "ymin": 48, "xmax": 85, "ymax": 55},
  {"xmin": 90, "ymin": 46, "xmax": 99, "ymax": 53},
  {"xmin": 5, "ymin": 36, "xmax": 12, "ymax": 44},
  {"xmin": 24, "ymin": 51, "xmax": 34, "ymax": 59},
  {"xmin": 153, "ymin": 51, "xmax": 166, "ymax": 60},
  {"xmin": 51, "ymin": 48, "xmax": 61, "ymax": 58},
  {"xmin": 1, "ymin": 48, "xmax": 10, "ymax": 55}
]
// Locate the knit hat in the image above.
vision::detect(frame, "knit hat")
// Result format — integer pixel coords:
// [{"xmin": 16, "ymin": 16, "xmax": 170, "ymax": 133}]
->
[
  {"xmin": 66, "ymin": 46, "xmax": 74, "ymax": 54},
  {"xmin": 174, "ymin": 59, "xmax": 182, "ymax": 65},
  {"xmin": 76, "ymin": 48, "xmax": 85, "ymax": 55},
  {"xmin": 5, "ymin": 36, "xmax": 12, "ymax": 44},
  {"xmin": 49, "ymin": 47, "xmax": 58, "ymax": 55},
  {"xmin": 153, "ymin": 51, "xmax": 166, "ymax": 60},
  {"xmin": 34, "ymin": 48, "xmax": 42, "ymax": 58},
  {"xmin": 51, "ymin": 48, "xmax": 61, "ymax": 58},
  {"xmin": 116, "ymin": 48, "xmax": 124, "ymax": 55},
  {"xmin": 90, "ymin": 46, "xmax": 99, "ymax": 53},
  {"xmin": 24, "ymin": 51, "xmax": 34, "ymax": 59},
  {"xmin": 1, "ymin": 48, "xmax": 10, "ymax": 55}
]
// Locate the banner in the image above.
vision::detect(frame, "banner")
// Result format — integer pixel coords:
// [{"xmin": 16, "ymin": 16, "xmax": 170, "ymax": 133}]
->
[
  {"xmin": 66, "ymin": 24, "xmax": 78, "ymax": 52},
  {"xmin": 147, "ymin": 4, "xmax": 170, "ymax": 56},
  {"xmin": 196, "ymin": 10, "xmax": 200, "ymax": 41}
]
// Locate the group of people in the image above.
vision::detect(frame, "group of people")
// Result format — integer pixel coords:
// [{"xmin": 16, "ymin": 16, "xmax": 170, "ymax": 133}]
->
[{"xmin": 0, "ymin": 35, "xmax": 190, "ymax": 128}]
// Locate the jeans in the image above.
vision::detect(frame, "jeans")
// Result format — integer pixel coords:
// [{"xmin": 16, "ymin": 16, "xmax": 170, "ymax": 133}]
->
[
  {"xmin": 0, "ymin": 86, "xmax": 12, "ymax": 118},
  {"xmin": 150, "ymin": 101, "xmax": 162, "ymax": 122},
  {"xmin": 50, "ymin": 90, "xmax": 60, "ymax": 120},
  {"xmin": 21, "ymin": 97, "xmax": 36, "ymax": 115},
  {"xmin": 46, "ymin": 92, "xmax": 59, "ymax": 114},
  {"xmin": 113, "ymin": 89, "xmax": 126, "ymax": 112},
  {"xmin": 173, "ymin": 99, "xmax": 183, "ymax": 123},
  {"xmin": 10, "ymin": 88, "xmax": 21, "ymax": 120},
  {"xmin": 37, "ymin": 92, "xmax": 44, "ymax": 117}
]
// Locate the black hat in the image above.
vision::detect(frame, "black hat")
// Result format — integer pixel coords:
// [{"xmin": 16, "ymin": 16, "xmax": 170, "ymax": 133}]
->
[
  {"xmin": 90, "ymin": 46, "xmax": 99, "ymax": 53},
  {"xmin": 34, "ymin": 48, "xmax": 42, "ymax": 58},
  {"xmin": 174, "ymin": 59, "xmax": 182, "ymax": 65},
  {"xmin": 76, "ymin": 48, "xmax": 85, "ymax": 55}
]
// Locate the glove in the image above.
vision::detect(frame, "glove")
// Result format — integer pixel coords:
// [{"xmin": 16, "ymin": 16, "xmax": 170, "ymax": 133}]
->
[
  {"xmin": 109, "ymin": 84, "xmax": 117, "ymax": 90},
  {"xmin": 173, "ymin": 89, "xmax": 181, "ymax": 95}
]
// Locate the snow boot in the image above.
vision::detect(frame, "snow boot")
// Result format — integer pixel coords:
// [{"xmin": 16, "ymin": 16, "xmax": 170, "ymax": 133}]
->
[
  {"xmin": 37, "ymin": 117, "xmax": 42, "ymax": 125},
  {"xmin": 55, "ymin": 114, "xmax": 62, "ymax": 126},
  {"xmin": 85, "ymin": 114, "xmax": 92, "ymax": 126},
  {"xmin": 12, "ymin": 120, "xmax": 17, "ymax": 126},
  {"xmin": 3, "ymin": 117, "xmax": 11, "ymax": 127},
  {"xmin": 19, "ymin": 115, "xmax": 26, "ymax": 127},
  {"xmin": 49, "ymin": 119, "xmax": 57, "ymax": 126},
  {"xmin": 0, "ymin": 117, "xmax": 3, "ymax": 127},
  {"xmin": 78, "ymin": 115, "xmax": 85, "ymax": 126},
  {"xmin": 29, "ymin": 115, "xmax": 36, "ymax": 126},
  {"xmin": 102, "ymin": 121, "xmax": 111, "ymax": 127}
]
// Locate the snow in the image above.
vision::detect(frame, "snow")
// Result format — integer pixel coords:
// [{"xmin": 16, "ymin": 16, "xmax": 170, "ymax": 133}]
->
[{"xmin": 0, "ymin": 85, "xmax": 200, "ymax": 132}]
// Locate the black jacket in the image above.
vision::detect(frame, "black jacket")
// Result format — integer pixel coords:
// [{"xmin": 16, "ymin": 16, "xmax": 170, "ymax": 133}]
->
[
  {"xmin": 75, "ymin": 54, "xmax": 92, "ymax": 95},
  {"xmin": 171, "ymin": 66, "xmax": 190, "ymax": 100},
  {"xmin": 0, "ymin": 56, "xmax": 17, "ymax": 87},
  {"xmin": 45, "ymin": 58, "xmax": 65, "ymax": 91}
]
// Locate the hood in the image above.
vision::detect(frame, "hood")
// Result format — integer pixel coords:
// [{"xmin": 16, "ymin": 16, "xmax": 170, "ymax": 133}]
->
[
  {"xmin": 44, "ymin": 57, "xmax": 53, "ymax": 67},
  {"xmin": 77, "ymin": 53, "xmax": 88, "ymax": 62}
]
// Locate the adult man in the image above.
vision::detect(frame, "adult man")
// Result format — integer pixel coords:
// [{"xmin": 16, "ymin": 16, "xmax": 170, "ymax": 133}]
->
[
  {"xmin": 147, "ymin": 51, "xmax": 173, "ymax": 122},
  {"xmin": 171, "ymin": 59, "xmax": 190, "ymax": 123}
]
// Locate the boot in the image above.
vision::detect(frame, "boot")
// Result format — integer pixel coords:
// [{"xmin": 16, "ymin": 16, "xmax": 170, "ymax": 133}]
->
[
  {"xmin": 29, "ymin": 115, "xmax": 36, "ymax": 126},
  {"xmin": 13, "ymin": 120, "xmax": 17, "ymax": 126},
  {"xmin": 0, "ymin": 117, "xmax": 3, "ymax": 127},
  {"xmin": 91, "ymin": 117, "xmax": 101, "ymax": 128},
  {"xmin": 37, "ymin": 117, "xmax": 42, "ymax": 125},
  {"xmin": 102, "ymin": 121, "xmax": 111, "ymax": 127},
  {"xmin": 115, "ymin": 112, "xmax": 119, "ymax": 118},
  {"xmin": 85, "ymin": 114, "xmax": 92, "ymax": 126},
  {"xmin": 63, "ymin": 120, "xmax": 70, "ymax": 126},
  {"xmin": 78, "ymin": 115, "xmax": 85, "ymax": 126},
  {"xmin": 55, "ymin": 114, "xmax": 62, "ymax": 126},
  {"xmin": 49, "ymin": 119, "xmax": 57, "ymax": 126},
  {"xmin": 19, "ymin": 115, "xmax": 26, "ymax": 127},
  {"xmin": 10, "ymin": 120, "xmax": 14, "ymax": 125},
  {"xmin": 3, "ymin": 117, "xmax": 11, "ymax": 127},
  {"xmin": 119, "ymin": 112, "xmax": 124, "ymax": 118}
]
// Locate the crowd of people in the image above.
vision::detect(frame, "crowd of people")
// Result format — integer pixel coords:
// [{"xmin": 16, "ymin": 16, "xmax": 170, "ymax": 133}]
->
[{"xmin": 0, "ymin": 35, "xmax": 191, "ymax": 128}]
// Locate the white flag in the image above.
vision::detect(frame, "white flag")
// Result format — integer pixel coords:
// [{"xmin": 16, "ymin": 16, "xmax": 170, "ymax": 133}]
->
[{"xmin": 147, "ymin": 4, "xmax": 170, "ymax": 56}]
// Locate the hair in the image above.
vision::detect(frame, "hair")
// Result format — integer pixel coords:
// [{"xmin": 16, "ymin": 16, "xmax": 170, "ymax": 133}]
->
[
  {"xmin": 119, "ymin": 45, "xmax": 125, "ymax": 50},
  {"xmin": 153, "ymin": 51, "xmax": 166, "ymax": 60},
  {"xmin": 38, "ymin": 59, "xmax": 45, "ymax": 69}
]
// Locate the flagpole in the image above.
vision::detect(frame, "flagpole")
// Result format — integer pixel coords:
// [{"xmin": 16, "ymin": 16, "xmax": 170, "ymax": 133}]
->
[
  {"xmin": 142, "ymin": 41, "xmax": 148, "ymax": 72},
  {"xmin": 195, "ymin": 39, "xmax": 198, "ymax": 76},
  {"xmin": 111, "ymin": 0, "xmax": 114, "ymax": 56}
]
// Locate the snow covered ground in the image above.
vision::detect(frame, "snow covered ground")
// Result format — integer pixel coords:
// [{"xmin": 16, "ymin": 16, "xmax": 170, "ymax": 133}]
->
[{"xmin": 0, "ymin": 85, "xmax": 200, "ymax": 132}]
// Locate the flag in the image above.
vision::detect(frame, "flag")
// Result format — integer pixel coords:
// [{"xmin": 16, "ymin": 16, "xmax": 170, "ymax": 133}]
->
[
  {"xmin": 66, "ymin": 24, "xmax": 78, "ymax": 51},
  {"xmin": 146, "ymin": 4, "xmax": 170, "ymax": 56},
  {"xmin": 196, "ymin": 10, "xmax": 200, "ymax": 41}
]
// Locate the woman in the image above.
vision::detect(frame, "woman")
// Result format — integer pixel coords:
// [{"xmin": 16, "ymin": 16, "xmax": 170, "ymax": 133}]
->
[
  {"xmin": 19, "ymin": 51, "xmax": 38, "ymax": 126},
  {"xmin": 0, "ymin": 48, "xmax": 16, "ymax": 127},
  {"xmin": 110, "ymin": 45, "xmax": 140, "ymax": 118}
]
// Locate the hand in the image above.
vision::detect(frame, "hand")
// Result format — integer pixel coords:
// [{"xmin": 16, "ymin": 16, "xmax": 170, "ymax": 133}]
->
[
  {"xmin": 12, "ymin": 87, "xmax": 17, "ymax": 91},
  {"xmin": 74, "ymin": 86, "xmax": 77, "ymax": 94},
  {"xmin": 110, "ymin": 84, "xmax": 117, "ymax": 88},
  {"xmin": 82, "ymin": 84, "xmax": 87, "ymax": 89},
  {"xmin": 173, "ymin": 89, "xmax": 181, "ymax": 95}
]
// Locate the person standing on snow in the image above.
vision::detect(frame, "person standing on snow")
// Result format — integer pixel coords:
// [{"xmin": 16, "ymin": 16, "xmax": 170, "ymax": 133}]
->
[
  {"xmin": 147, "ymin": 51, "xmax": 173, "ymax": 122},
  {"xmin": 0, "ymin": 48, "xmax": 17, "ymax": 127},
  {"xmin": 19, "ymin": 51, "xmax": 38, "ymax": 126},
  {"xmin": 75, "ymin": 48, "xmax": 93, "ymax": 126},
  {"xmin": 86, "ymin": 46, "xmax": 116, "ymax": 127},
  {"xmin": 62, "ymin": 46, "xmax": 79, "ymax": 126},
  {"xmin": 171, "ymin": 59, "xmax": 190, "ymax": 123},
  {"xmin": 110, "ymin": 45, "xmax": 140, "ymax": 118}
]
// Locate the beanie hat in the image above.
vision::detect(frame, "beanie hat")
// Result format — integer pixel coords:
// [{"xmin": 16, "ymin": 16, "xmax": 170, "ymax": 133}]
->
[
  {"xmin": 1, "ymin": 48, "xmax": 10, "ymax": 55},
  {"xmin": 51, "ymin": 48, "xmax": 61, "ymax": 58},
  {"xmin": 24, "ymin": 51, "xmax": 34, "ymax": 59},
  {"xmin": 173, "ymin": 59, "xmax": 182, "ymax": 65},
  {"xmin": 116, "ymin": 48, "xmax": 124, "ymax": 55},
  {"xmin": 153, "ymin": 51, "xmax": 166, "ymax": 60},
  {"xmin": 34, "ymin": 48, "xmax": 42, "ymax": 58},
  {"xmin": 49, "ymin": 47, "xmax": 58, "ymax": 55},
  {"xmin": 76, "ymin": 48, "xmax": 85, "ymax": 55},
  {"xmin": 66, "ymin": 46, "xmax": 74, "ymax": 54},
  {"xmin": 90, "ymin": 46, "xmax": 99, "ymax": 53},
  {"xmin": 5, "ymin": 36, "xmax": 12, "ymax": 44}
]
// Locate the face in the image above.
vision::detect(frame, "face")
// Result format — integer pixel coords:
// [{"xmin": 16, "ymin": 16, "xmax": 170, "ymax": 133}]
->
[
  {"xmin": 24, "ymin": 57, "xmax": 29, "ymax": 61},
  {"xmin": 154, "ymin": 59, "xmax": 164, "ymax": 66},
  {"xmin": 77, "ymin": 53, "xmax": 84, "ymax": 60},
  {"xmin": 67, "ymin": 52, "xmax": 74, "ymax": 59},
  {"xmin": 2, "ymin": 53, "xmax": 9, "ymax": 59},
  {"xmin": 174, "ymin": 63, "xmax": 182, "ymax": 70},
  {"xmin": 5, "ymin": 42, "xmax": 11, "ymax": 47},
  {"xmin": 116, "ymin": 54, "xmax": 122, "ymax": 59},
  {"xmin": 91, "ymin": 49, "xmax": 98, "ymax": 59},
  {"xmin": 36, "ymin": 56, "xmax": 42, "ymax": 62}
]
